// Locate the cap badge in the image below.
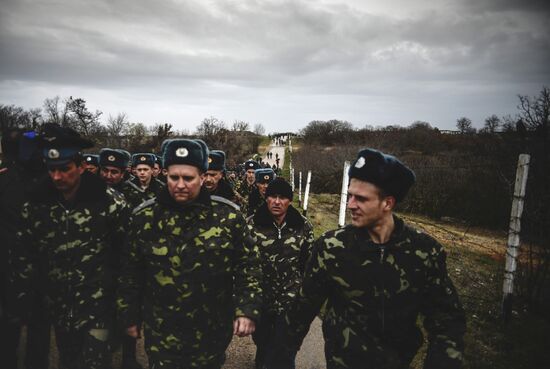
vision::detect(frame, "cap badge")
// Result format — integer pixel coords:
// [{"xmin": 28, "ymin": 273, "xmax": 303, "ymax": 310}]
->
[
  {"xmin": 208, "ymin": 157, "xmax": 213, "ymax": 163},
  {"xmin": 264, "ymin": 175, "xmax": 270, "ymax": 180},
  {"xmin": 140, "ymin": 156, "xmax": 146, "ymax": 161},
  {"xmin": 47, "ymin": 149, "xmax": 60, "ymax": 159},
  {"xmin": 108, "ymin": 155, "xmax": 116, "ymax": 162},
  {"xmin": 355, "ymin": 156, "xmax": 366, "ymax": 169},
  {"xmin": 87, "ymin": 157, "xmax": 92, "ymax": 162},
  {"xmin": 175, "ymin": 148, "xmax": 189, "ymax": 157}
]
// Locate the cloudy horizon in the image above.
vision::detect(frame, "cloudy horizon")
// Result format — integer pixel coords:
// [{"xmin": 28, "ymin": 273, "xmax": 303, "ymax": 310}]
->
[{"xmin": 1, "ymin": 0, "xmax": 549, "ymax": 133}]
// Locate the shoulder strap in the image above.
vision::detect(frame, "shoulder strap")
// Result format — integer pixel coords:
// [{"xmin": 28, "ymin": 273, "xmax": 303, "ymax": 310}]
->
[
  {"xmin": 211, "ymin": 195, "xmax": 240, "ymax": 211},
  {"xmin": 132, "ymin": 197, "xmax": 156, "ymax": 215}
]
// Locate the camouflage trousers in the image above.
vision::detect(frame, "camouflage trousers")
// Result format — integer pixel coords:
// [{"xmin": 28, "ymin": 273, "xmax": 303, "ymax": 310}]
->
[{"xmin": 55, "ymin": 326, "xmax": 111, "ymax": 369}]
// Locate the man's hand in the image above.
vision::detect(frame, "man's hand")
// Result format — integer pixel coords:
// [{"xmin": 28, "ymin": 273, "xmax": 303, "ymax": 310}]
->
[
  {"xmin": 233, "ymin": 316, "xmax": 255, "ymax": 337},
  {"xmin": 126, "ymin": 325, "xmax": 139, "ymax": 338}
]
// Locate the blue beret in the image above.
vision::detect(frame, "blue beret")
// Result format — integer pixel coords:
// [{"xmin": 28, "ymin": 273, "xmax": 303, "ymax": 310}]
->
[
  {"xmin": 349, "ymin": 148, "xmax": 415, "ymax": 202},
  {"xmin": 162, "ymin": 139, "xmax": 209, "ymax": 172},
  {"xmin": 132, "ymin": 153, "xmax": 155, "ymax": 167},
  {"xmin": 208, "ymin": 150, "xmax": 226, "ymax": 171},
  {"xmin": 40, "ymin": 123, "xmax": 93, "ymax": 166},
  {"xmin": 255, "ymin": 168, "xmax": 276, "ymax": 184},
  {"xmin": 99, "ymin": 148, "xmax": 129, "ymax": 168},
  {"xmin": 245, "ymin": 160, "xmax": 261, "ymax": 171}
]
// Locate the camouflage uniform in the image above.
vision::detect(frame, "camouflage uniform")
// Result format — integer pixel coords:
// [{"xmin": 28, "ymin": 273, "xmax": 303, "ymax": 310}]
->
[
  {"xmin": 210, "ymin": 178, "xmax": 238, "ymax": 203},
  {"xmin": 247, "ymin": 187, "xmax": 264, "ymax": 217},
  {"xmin": 117, "ymin": 187, "xmax": 262, "ymax": 369},
  {"xmin": 121, "ymin": 177, "xmax": 164, "ymax": 209},
  {"xmin": 10, "ymin": 172, "xmax": 129, "ymax": 369},
  {"xmin": 269, "ymin": 216, "xmax": 466, "ymax": 369},
  {"xmin": 247, "ymin": 203, "xmax": 314, "ymax": 368},
  {"xmin": 235, "ymin": 179, "xmax": 255, "ymax": 214}
]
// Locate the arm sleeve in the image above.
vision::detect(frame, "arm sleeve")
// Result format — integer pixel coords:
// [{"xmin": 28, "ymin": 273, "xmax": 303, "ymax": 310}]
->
[
  {"xmin": 422, "ymin": 240, "xmax": 466, "ymax": 369},
  {"xmin": 116, "ymin": 212, "xmax": 145, "ymax": 328},
  {"xmin": 232, "ymin": 212, "xmax": 263, "ymax": 322}
]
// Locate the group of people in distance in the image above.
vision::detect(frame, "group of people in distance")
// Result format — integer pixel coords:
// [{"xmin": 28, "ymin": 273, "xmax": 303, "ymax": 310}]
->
[{"xmin": 0, "ymin": 123, "xmax": 465, "ymax": 369}]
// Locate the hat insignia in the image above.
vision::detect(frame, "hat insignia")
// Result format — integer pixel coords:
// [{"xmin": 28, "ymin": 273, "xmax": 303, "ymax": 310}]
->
[
  {"xmin": 47, "ymin": 149, "xmax": 60, "ymax": 159},
  {"xmin": 108, "ymin": 155, "xmax": 116, "ymax": 162},
  {"xmin": 175, "ymin": 148, "xmax": 189, "ymax": 157},
  {"xmin": 208, "ymin": 157, "xmax": 213, "ymax": 163},
  {"xmin": 140, "ymin": 156, "xmax": 146, "ymax": 161},
  {"xmin": 355, "ymin": 156, "xmax": 366, "ymax": 169},
  {"xmin": 87, "ymin": 157, "xmax": 92, "ymax": 162},
  {"xmin": 264, "ymin": 175, "xmax": 270, "ymax": 180}
]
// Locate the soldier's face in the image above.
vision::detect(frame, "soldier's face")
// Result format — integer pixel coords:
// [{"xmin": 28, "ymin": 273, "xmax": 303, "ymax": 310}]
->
[
  {"xmin": 48, "ymin": 161, "xmax": 85, "ymax": 195},
  {"xmin": 347, "ymin": 179, "xmax": 393, "ymax": 229},
  {"xmin": 84, "ymin": 163, "xmax": 98, "ymax": 174},
  {"xmin": 153, "ymin": 163, "xmax": 161, "ymax": 177},
  {"xmin": 246, "ymin": 169, "xmax": 255, "ymax": 182},
  {"xmin": 267, "ymin": 195, "xmax": 291, "ymax": 218},
  {"xmin": 100, "ymin": 166, "xmax": 125, "ymax": 186},
  {"xmin": 166, "ymin": 164, "xmax": 205, "ymax": 204},
  {"xmin": 136, "ymin": 164, "xmax": 152, "ymax": 184},
  {"xmin": 204, "ymin": 170, "xmax": 223, "ymax": 191},
  {"xmin": 257, "ymin": 182, "xmax": 268, "ymax": 196}
]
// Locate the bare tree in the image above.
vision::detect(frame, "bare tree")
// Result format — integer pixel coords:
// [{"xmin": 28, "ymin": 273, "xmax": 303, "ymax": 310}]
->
[
  {"xmin": 483, "ymin": 114, "xmax": 501, "ymax": 133},
  {"xmin": 253, "ymin": 123, "xmax": 265, "ymax": 136},
  {"xmin": 43, "ymin": 96, "xmax": 70, "ymax": 127},
  {"xmin": 106, "ymin": 112, "xmax": 130, "ymax": 137},
  {"xmin": 517, "ymin": 86, "xmax": 550, "ymax": 138},
  {"xmin": 456, "ymin": 117, "xmax": 475, "ymax": 134},
  {"xmin": 232, "ymin": 120, "xmax": 250, "ymax": 132},
  {"xmin": 66, "ymin": 97, "xmax": 103, "ymax": 136}
]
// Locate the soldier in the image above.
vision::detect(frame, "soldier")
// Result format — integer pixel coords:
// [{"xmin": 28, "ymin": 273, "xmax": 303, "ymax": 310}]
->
[
  {"xmin": 204, "ymin": 150, "xmax": 238, "ymax": 202},
  {"xmin": 247, "ymin": 178, "xmax": 314, "ymax": 369},
  {"xmin": 267, "ymin": 148, "xmax": 466, "ymax": 369},
  {"xmin": 235, "ymin": 159, "xmax": 260, "ymax": 212},
  {"xmin": 127, "ymin": 153, "xmax": 164, "ymax": 208},
  {"xmin": 247, "ymin": 168, "xmax": 275, "ymax": 217},
  {"xmin": 117, "ymin": 138, "xmax": 263, "ymax": 369},
  {"xmin": 97, "ymin": 148, "xmax": 143, "ymax": 369},
  {"xmin": 9, "ymin": 124, "xmax": 130, "ymax": 369},
  {"xmin": 83, "ymin": 153, "xmax": 99, "ymax": 174},
  {"xmin": 1, "ymin": 129, "xmax": 50, "ymax": 369}
]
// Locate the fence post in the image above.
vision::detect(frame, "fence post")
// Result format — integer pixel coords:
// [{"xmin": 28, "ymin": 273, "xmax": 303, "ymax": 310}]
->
[
  {"xmin": 338, "ymin": 161, "xmax": 351, "ymax": 227},
  {"xmin": 298, "ymin": 171, "xmax": 302, "ymax": 207},
  {"xmin": 303, "ymin": 170, "xmax": 312, "ymax": 216},
  {"xmin": 502, "ymin": 153, "xmax": 530, "ymax": 322}
]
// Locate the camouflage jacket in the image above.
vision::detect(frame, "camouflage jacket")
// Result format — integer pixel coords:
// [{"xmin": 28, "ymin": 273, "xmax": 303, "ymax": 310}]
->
[
  {"xmin": 209, "ymin": 178, "xmax": 238, "ymax": 203},
  {"xmin": 274, "ymin": 216, "xmax": 466, "ymax": 369},
  {"xmin": 117, "ymin": 187, "xmax": 262, "ymax": 366},
  {"xmin": 235, "ymin": 179, "xmax": 255, "ymax": 213},
  {"xmin": 247, "ymin": 203, "xmax": 314, "ymax": 315},
  {"xmin": 247, "ymin": 187, "xmax": 264, "ymax": 217},
  {"xmin": 120, "ymin": 177, "xmax": 164, "ymax": 209},
  {"xmin": 10, "ymin": 172, "xmax": 129, "ymax": 330}
]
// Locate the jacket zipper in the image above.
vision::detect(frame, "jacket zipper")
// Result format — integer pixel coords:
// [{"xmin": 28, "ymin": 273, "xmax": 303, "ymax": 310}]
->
[
  {"xmin": 59, "ymin": 203, "xmax": 74, "ymax": 324},
  {"xmin": 273, "ymin": 221, "xmax": 287, "ymax": 239},
  {"xmin": 379, "ymin": 245, "xmax": 386, "ymax": 334}
]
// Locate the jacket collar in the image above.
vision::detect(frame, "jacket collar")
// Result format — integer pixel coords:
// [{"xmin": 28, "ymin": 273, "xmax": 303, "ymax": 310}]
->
[
  {"xmin": 351, "ymin": 215, "xmax": 407, "ymax": 246},
  {"xmin": 157, "ymin": 185, "xmax": 211, "ymax": 211},
  {"xmin": 29, "ymin": 171, "xmax": 108, "ymax": 205},
  {"xmin": 253, "ymin": 202, "xmax": 305, "ymax": 228}
]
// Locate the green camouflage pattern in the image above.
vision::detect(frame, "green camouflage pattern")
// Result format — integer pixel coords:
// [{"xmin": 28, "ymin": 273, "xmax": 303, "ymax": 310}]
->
[
  {"xmin": 10, "ymin": 173, "xmax": 129, "ymax": 332},
  {"xmin": 247, "ymin": 204, "xmax": 314, "ymax": 315},
  {"xmin": 276, "ymin": 216, "xmax": 466, "ymax": 369},
  {"xmin": 235, "ymin": 179, "xmax": 255, "ymax": 214},
  {"xmin": 117, "ymin": 188, "xmax": 262, "ymax": 367},
  {"xmin": 120, "ymin": 177, "xmax": 164, "ymax": 209}
]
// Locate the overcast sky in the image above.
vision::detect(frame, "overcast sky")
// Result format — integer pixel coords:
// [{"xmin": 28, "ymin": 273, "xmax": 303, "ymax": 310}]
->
[{"xmin": 1, "ymin": 0, "xmax": 549, "ymax": 132}]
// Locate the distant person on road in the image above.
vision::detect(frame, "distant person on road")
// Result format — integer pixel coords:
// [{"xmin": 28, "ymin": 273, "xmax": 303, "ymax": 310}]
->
[
  {"xmin": 267, "ymin": 148, "xmax": 466, "ymax": 369},
  {"xmin": 247, "ymin": 178, "xmax": 314, "ymax": 369}
]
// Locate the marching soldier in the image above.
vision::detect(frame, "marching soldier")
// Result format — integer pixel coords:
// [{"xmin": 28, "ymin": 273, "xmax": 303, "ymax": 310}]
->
[
  {"xmin": 247, "ymin": 168, "xmax": 275, "ymax": 217},
  {"xmin": 83, "ymin": 154, "xmax": 99, "ymax": 174},
  {"xmin": 235, "ymin": 159, "xmax": 260, "ymax": 212},
  {"xmin": 204, "ymin": 150, "xmax": 238, "ymax": 202},
  {"xmin": 9, "ymin": 124, "xmax": 130, "ymax": 369},
  {"xmin": 117, "ymin": 139, "xmax": 263, "ymax": 369},
  {"xmin": 267, "ymin": 148, "xmax": 466, "ymax": 369},
  {"xmin": 247, "ymin": 178, "xmax": 314, "ymax": 369},
  {"xmin": 126, "ymin": 153, "xmax": 164, "ymax": 208}
]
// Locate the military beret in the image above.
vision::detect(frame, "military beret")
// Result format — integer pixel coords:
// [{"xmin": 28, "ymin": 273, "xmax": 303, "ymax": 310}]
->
[
  {"xmin": 244, "ymin": 160, "xmax": 261, "ymax": 171},
  {"xmin": 266, "ymin": 177, "xmax": 293, "ymax": 200},
  {"xmin": 132, "ymin": 153, "xmax": 155, "ymax": 167},
  {"xmin": 83, "ymin": 154, "xmax": 99, "ymax": 166},
  {"xmin": 208, "ymin": 150, "xmax": 226, "ymax": 171},
  {"xmin": 99, "ymin": 148, "xmax": 129, "ymax": 168},
  {"xmin": 40, "ymin": 123, "xmax": 94, "ymax": 166},
  {"xmin": 348, "ymin": 148, "xmax": 415, "ymax": 203},
  {"xmin": 162, "ymin": 139, "xmax": 209, "ymax": 172},
  {"xmin": 255, "ymin": 168, "xmax": 276, "ymax": 184}
]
